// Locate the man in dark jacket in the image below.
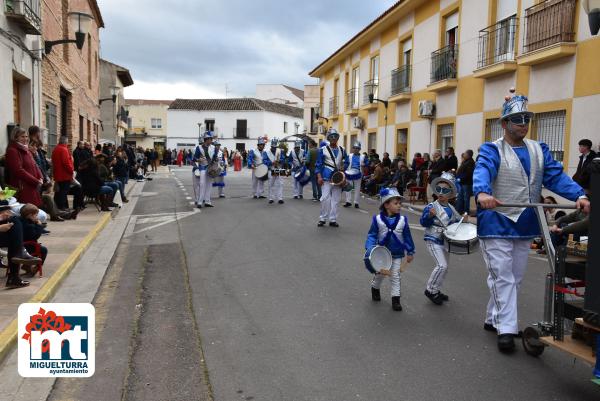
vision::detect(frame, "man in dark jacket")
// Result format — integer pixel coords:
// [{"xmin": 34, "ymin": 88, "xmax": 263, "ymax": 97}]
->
[
  {"xmin": 73, "ymin": 141, "xmax": 91, "ymax": 171},
  {"xmin": 572, "ymin": 139, "xmax": 597, "ymax": 194},
  {"xmin": 455, "ymin": 149, "xmax": 475, "ymax": 214},
  {"xmin": 428, "ymin": 150, "xmax": 445, "ymax": 183},
  {"xmin": 444, "ymin": 147, "xmax": 458, "ymax": 171}
]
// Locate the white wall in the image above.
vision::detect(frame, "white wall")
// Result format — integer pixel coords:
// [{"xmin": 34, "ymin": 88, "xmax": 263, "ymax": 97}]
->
[
  {"xmin": 255, "ymin": 84, "xmax": 303, "ymax": 106},
  {"xmin": 412, "ymin": 13, "xmax": 439, "ymax": 91},
  {"xmin": 458, "ymin": 0, "xmax": 489, "ymax": 77},
  {"xmin": 395, "ymin": 102, "xmax": 411, "ymax": 124},
  {"xmin": 398, "ymin": 11, "xmax": 414, "ymax": 37},
  {"xmin": 456, "ymin": 112, "xmax": 484, "ymax": 157},
  {"xmin": 528, "ymin": 57, "xmax": 576, "ymax": 104},
  {"xmin": 379, "ymin": 39, "xmax": 398, "ymax": 100},
  {"xmin": 484, "ymin": 73, "xmax": 516, "ymax": 111},
  {"xmin": 569, "ymin": 94, "xmax": 600, "ymax": 175},
  {"xmin": 410, "ymin": 120, "xmax": 435, "ymax": 156},
  {"xmin": 436, "ymin": 90, "xmax": 457, "ymax": 118}
]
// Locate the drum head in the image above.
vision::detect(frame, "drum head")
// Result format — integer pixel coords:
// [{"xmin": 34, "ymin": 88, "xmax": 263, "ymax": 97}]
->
[
  {"xmin": 444, "ymin": 222, "xmax": 477, "ymax": 241},
  {"xmin": 255, "ymin": 164, "xmax": 268, "ymax": 179},
  {"xmin": 368, "ymin": 246, "xmax": 393, "ymax": 272},
  {"xmin": 331, "ymin": 171, "xmax": 345, "ymax": 185},
  {"xmin": 345, "ymin": 168, "xmax": 359, "ymax": 176},
  {"xmin": 194, "ymin": 169, "xmax": 201, "ymax": 177}
]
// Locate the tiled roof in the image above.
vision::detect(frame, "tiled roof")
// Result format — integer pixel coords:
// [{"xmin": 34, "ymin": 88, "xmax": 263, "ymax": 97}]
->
[
  {"xmin": 169, "ymin": 98, "xmax": 303, "ymax": 119},
  {"xmin": 282, "ymin": 85, "xmax": 304, "ymax": 101}
]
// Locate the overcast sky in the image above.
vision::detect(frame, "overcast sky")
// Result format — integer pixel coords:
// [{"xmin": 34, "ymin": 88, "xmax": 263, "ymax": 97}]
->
[{"xmin": 98, "ymin": 0, "xmax": 397, "ymax": 100}]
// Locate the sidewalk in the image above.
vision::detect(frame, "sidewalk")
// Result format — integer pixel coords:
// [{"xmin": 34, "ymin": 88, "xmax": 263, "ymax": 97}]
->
[{"xmin": 0, "ymin": 179, "xmax": 142, "ymax": 362}]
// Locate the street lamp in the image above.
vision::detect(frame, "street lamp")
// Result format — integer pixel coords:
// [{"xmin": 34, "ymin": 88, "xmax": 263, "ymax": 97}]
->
[
  {"xmin": 44, "ymin": 12, "xmax": 94, "ymax": 55},
  {"xmin": 368, "ymin": 93, "xmax": 389, "ymax": 155},
  {"xmin": 99, "ymin": 86, "xmax": 120, "ymax": 104},
  {"xmin": 582, "ymin": 0, "xmax": 600, "ymax": 35}
]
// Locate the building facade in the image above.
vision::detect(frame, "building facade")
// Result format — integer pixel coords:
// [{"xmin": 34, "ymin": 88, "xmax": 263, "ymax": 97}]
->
[
  {"xmin": 41, "ymin": 0, "xmax": 104, "ymax": 152},
  {"xmin": 1, "ymin": 0, "xmax": 43, "ymax": 150},
  {"xmin": 123, "ymin": 99, "xmax": 172, "ymax": 151},
  {"xmin": 309, "ymin": 0, "xmax": 600, "ymax": 176},
  {"xmin": 167, "ymin": 98, "xmax": 304, "ymax": 152},
  {"xmin": 255, "ymin": 84, "xmax": 304, "ymax": 107},
  {"xmin": 99, "ymin": 59, "xmax": 133, "ymax": 145},
  {"xmin": 303, "ymin": 84, "xmax": 320, "ymax": 137}
]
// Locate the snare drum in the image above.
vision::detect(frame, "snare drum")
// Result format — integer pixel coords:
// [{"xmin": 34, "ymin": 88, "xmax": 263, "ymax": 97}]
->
[
  {"xmin": 345, "ymin": 168, "xmax": 361, "ymax": 181},
  {"xmin": 255, "ymin": 164, "xmax": 269, "ymax": 181},
  {"xmin": 443, "ymin": 222, "xmax": 479, "ymax": 255},
  {"xmin": 364, "ymin": 245, "xmax": 393, "ymax": 274},
  {"xmin": 294, "ymin": 166, "xmax": 311, "ymax": 186},
  {"xmin": 271, "ymin": 168, "xmax": 286, "ymax": 176},
  {"xmin": 331, "ymin": 171, "xmax": 346, "ymax": 186}
]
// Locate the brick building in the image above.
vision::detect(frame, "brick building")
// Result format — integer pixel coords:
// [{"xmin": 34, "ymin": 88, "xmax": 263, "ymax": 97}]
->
[{"xmin": 41, "ymin": 0, "xmax": 104, "ymax": 152}]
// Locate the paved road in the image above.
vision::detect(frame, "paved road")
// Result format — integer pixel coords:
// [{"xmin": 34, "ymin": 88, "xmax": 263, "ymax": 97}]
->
[{"xmin": 49, "ymin": 168, "xmax": 598, "ymax": 401}]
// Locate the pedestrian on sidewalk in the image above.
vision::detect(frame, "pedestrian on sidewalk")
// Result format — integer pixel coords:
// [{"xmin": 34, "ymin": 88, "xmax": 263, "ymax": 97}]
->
[
  {"xmin": 365, "ymin": 187, "xmax": 415, "ymax": 311},
  {"xmin": 5, "ymin": 127, "xmax": 43, "ymax": 208},
  {"xmin": 455, "ymin": 149, "xmax": 475, "ymax": 215},
  {"xmin": 420, "ymin": 173, "xmax": 466, "ymax": 306}
]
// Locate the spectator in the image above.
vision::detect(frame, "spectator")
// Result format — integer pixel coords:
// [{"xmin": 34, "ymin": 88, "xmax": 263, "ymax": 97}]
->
[
  {"xmin": 572, "ymin": 139, "xmax": 597, "ymax": 194},
  {"xmin": 391, "ymin": 163, "xmax": 413, "ymax": 196},
  {"xmin": 455, "ymin": 149, "xmax": 475, "ymax": 214},
  {"xmin": 428, "ymin": 150, "xmax": 445, "ymax": 183},
  {"xmin": 19, "ymin": 203, "xmax": 48, "ymax": 276},
  {"xmin": 5, "ymin": 127, "xmax": 43, "ymax": 207},
  {"xmin": 52, "ymin": 136, "xmax": 77, "ymax": 210},
  {"xmin": 78, "ymin": 158, "xmax": 114, "ymax": 211},
  {"xmin": 365, "ymin": 159, "xmax": 385, "ymax": 195},
  {"xmin": 444, "ymin": 146, "xmax": 458, "ymax": 171},
  {"xmin": 369, "ymin": 149, "xmax": 379, "ymax": 163},
  {"xmin": 84, "ymin": 142, "xmax": 93, "ymax": 158},
  {"xmin": 94, "ymin": 144, "xmax": 102, "ymax": 156},
  {"xmin": 73, "ymin": 141, "xmax": 90, "ymax": 171},
  {"xmin": 411, "ymin": 152, "xmax": 424, "ymax": 173},
  {"xmin": 177, "ymin": 149, "xmax": 184, "ymax": 167},
  {"xmin": 28, "ymin": 126, "xmax": 51, "ymax": 193},
  {"xmin": 382, "ymin": 152, "xmax": 392, "ymax": 169},
  {"xmin": 96, "ymin": 154, "xmax": 125, "ymax": 205},
  {"xmin": 549, "ymin": 209, "xmax": 589, "ymax": 248},
  {"xmin": 112, "ymin": 150, "xmax": 129, "ymax": 202}
]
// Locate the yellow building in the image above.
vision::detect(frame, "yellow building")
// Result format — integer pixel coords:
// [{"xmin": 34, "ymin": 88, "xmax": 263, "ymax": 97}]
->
[
  {"xmin": 123, "ymin": 99, "xmax": 172, "ymax": 153},
  {"xmin": 309, "ymin": 0, "xmax": 600, "ymax": 176}
]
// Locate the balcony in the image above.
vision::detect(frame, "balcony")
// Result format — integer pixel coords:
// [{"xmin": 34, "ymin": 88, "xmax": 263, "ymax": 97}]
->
[
  {"xmin": 389, "ymin": 65, "xmax": 411, "ymax": 103},
  {"xmin": 361, "ymin": 79, "xmax": 379, "ymax": 111},
  {"xmin": 345, "ymin": 88, "xmax": 359, "ymax": 114},
  {"xmin": 233, "ymin": 127, "xmax": 249, "ymax": 139},
  {"xmin": 474, "ymin": 16, "xmax": 518, "ymax": 78},
  {"xmin": 328, "ymin": 96, "xmax": 339, "ymax": 119},
  {"xmin": 428, "ymin": 44, "xmax": 458, "ymax": 92},
  {"xmin": 518, "ymin": 0, "xmax": 577, "ymax": 66},
  {"xmin": 5, "ymin": 0, "xmax": 42, "ymax": 35}
]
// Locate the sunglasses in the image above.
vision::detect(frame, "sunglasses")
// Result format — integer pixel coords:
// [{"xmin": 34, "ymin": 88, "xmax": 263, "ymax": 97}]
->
[
  {"xmin": 435, "ymin": 185, "xmax": 453, "ymax": 195},
  {"xmin": 506, "ymin": 115, "xmax": 531, "ymax": 125}
]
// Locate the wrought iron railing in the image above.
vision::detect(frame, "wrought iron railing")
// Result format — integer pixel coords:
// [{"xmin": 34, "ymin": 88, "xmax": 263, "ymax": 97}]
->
[
  {"xmin": 477, "ymin": 16, "xmax": 518, "ymax": 69},
  {"xmin": 5, "ymin": 0, "xmax": 41, "ymax": 32},
  {"xmin": 345, "ymin": 88, "xmax": 359, "ymax": 111},
  {"xmin": 430, "ymin": 44, "xmax": 458, "ymax": 84},
  {"xmin": 328, "ymin": 96, "xmax": 339, "ymax": 116},
  {"xmin": 523, "ymin": 0, "xmax": 576, "ymax": 54},
  {"xmin": 233, "ymin": 127, "xmax": 249, "ymax": 138},
  {"xmin": 391, "ymin": 65, "xmax": 411, "ymax": 95},
  {"xmin": 362, "ymin": 79, "xmax": 379, "ymax": 105}
]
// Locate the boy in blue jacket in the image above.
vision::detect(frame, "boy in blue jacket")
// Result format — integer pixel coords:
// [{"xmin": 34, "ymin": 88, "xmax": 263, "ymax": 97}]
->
[{"xmin": 365, "ymin": 187, "xmax": 415, "ymax": 311}]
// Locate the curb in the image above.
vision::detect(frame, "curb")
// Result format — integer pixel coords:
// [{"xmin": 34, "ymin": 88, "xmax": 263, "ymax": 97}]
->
[{"xmin": 0, "ymin": 211, "xmax": 113, "ymax": 364}]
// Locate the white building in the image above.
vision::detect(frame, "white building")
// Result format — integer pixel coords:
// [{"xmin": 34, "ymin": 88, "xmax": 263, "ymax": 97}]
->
[
  {"xmin": 167, "ymin": 98, "xmax": 304, "ymax": 152},
  {"xmin": 1, "ymin": 0, "xmax": 42, "ymax": 150},
  {"xmin": 255, "ymin": 84, "xmax": 304, "ymax": 108}
]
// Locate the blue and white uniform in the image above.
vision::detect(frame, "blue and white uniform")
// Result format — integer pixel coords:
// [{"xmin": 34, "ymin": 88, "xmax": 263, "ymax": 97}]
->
[
  {"xmin": 266, "ymin": 146, "xmax": 285, "ymax": 202},
  {"xmin": 474, "ymin": 138, "xmax": 584, "ymax": 335},
  {"xmin": 211, "ymin": 149, "xmax": 228, "ymax": 197},
  {"xmin": 193, "ymin": 142, "xmax": 216, "ymax": 206},
  {"xmin": 420, "ymin": 201, "xmax": 461, "ymax": 294},
  {"xmin": 288, "ymin": 146, "xmax": 307, "ymax": 198},
  {"xmin": 365, "ymin": 212, "xmax": 415, "ymax": 297},
  {"xmin": 345, "ymin": 152, "xmax": 367, "ymax": 206},
  {"xmin": 248, "ymin": 146, "xmax": 270, "ymax": 197},
  {"xmin": 316, "ymin": 144, "xmax": 349, "ymax": 223}
]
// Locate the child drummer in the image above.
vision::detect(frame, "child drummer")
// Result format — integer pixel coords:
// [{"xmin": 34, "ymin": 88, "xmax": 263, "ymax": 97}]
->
[
  {"xmin": 420, "ymin": 172, "xmax": 467, "ymax": 305},
  {"xmin": 365, "ymin": 187, "xmax": 415, "ymax": 311}
]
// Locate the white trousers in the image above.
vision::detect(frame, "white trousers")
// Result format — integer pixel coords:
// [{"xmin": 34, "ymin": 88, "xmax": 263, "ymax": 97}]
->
[
  {"xmin": 345, "ymin": 179, "xmax": 361, "ymax": 205},
  {"xmin": 194, "ymin": 170, "xmax": 213, "ymax": 205},
  {"xmin": 319, "ymin": 181, "xmax": 342, "ymax": 222},
  {"xmin": 213, "ymin": 176, "xmax": 224, "ymax": 196},
  {"xmin": 480, "ymin": 238, "xmax": 531, "ymax": 335},
  {"xmin": 268, "ymin": 173, "xmax": 283, "ymax": 201},
  {"xmin": 252, "ymin": 170, "xmax": 265, "ymax": 197},
  {"xmin": 292, "ymin": 178, "xmax": 304, "ymax": 197},
  {"xmin": 425, "ymin": 241, "xmax": 449, "ymax": 293},
  {"xmin": 371, "ymin": 258, "xmax": 402, "ymax": 297},
  {"xmin": 193, "ymin": 172, "xmax": 202, "ymax": 204}
]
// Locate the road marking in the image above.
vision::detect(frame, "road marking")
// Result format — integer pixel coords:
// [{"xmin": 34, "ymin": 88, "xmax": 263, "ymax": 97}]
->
[
  {"xmin": 186, "ymin": 196, "xmax": 192, "ymax": 200},
  {"xmin": 125, "ymin": 210, "xmax": 200, "ymax": 237},
  {"xmin": 358, "ymin": 209, "xmax": 368, "ymax": 214},
  {"xmin": 189, "ymin": 202, "xmax": 195, "ymax": 205}
]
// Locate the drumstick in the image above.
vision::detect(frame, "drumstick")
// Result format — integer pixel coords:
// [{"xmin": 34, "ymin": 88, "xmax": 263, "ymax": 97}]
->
[
  {"xmin": 400, "ymin": 260, "xmax": 410, "ymax": 272},
  {"xmin": 379, "ymin": 269, "xmax": 392, "ymax": 276}
]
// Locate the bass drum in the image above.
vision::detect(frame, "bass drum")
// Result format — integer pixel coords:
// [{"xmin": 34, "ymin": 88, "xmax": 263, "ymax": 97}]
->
[
  {"xmin": 294, "ymin": 166, "xmax": 311, "ymax": 186},
  {"xmin": 364, "ymin": 245, "xmax": 393, "ymax": 274},
  {"xmin": 255, "ymin": 164, "xmax": 269, "ymax": 181},
  {"xmin": 345, "ymin": 168, "xmax": 361, "ymax": 181},
  {"xmin": 443, "ymin": 222, "xmax": 479, "ymax": 255}
]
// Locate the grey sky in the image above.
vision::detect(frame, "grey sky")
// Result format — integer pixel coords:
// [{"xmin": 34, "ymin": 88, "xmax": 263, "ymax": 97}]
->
[{"xmin": 99, "ymin": 0, "xmax": 397, "ymax": 99}]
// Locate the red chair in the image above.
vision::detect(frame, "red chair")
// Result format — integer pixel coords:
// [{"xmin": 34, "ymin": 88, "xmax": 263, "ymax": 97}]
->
[
  {"xmin": 407, "ymin": 171, "xmax": 428, "ymax": 204},
  {"xmin": 23, "ymin": 240, "xmax": 44, "ymax": 277}
]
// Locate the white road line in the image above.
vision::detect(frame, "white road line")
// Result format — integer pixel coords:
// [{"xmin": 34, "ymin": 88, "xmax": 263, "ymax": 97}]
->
[
  {"xmin": 358, "ymin": 209, "xmax": 368, "ymax": 214},
  {"xmin": 189, "ymin": 202, "xmax": 195, "ymax": 205},
  {"xmin": 186, "ymin": 196, "xmax": 192, "ymax": 200}
]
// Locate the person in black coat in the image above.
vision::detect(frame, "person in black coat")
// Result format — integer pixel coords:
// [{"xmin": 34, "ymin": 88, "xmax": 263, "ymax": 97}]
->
[
  {"xmin": 572, "ymin": 139, "xmax": 597, "ymax": 194},
  {"xmin": 444, "ymin": 147, "xmax": 458, "ymax": 171},
  {"xmin": 77, "ymin": 159, "xmax": 114, "ymax": 211},
  {"xmin": 455, "ymin": 149, "xmax": 475, "ymax": 214}
]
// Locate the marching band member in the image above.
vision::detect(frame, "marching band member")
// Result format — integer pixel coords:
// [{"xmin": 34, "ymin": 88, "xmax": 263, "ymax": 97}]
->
[
  {"xmin": 343, "ymin": 141, "xmax": 368, "ymax": 209},
  {"xmin": 193, "ymin": 131, "xmax": 216, "ymax": 208},
  {"xmin": 474, "ymin": 89, "xmax": 589, "ymax": 352},
  {"xmin": 211, "ymin": 139, "xmax": 228, "ymax": 198},
  {"xmin": 316, "ymin": 129, "xmax": 349, "ymax": 227},
  {"xmin": 365, "ymin": 187, "xmax": 415, "ymax": 311},
  {"xmin": 248, "ymin": 138, "xmax": 269, "ymax": 199},
  {"xmin": 266, "ymin": 138, "xmax": 285, "ymax": 204},
  {"xmin": 420, "ymin": 172, "xmax": 465, "ymax": 305},
  {"xmin": 288, "ymin": 140, "xmax": 307, "ymax": 199}
]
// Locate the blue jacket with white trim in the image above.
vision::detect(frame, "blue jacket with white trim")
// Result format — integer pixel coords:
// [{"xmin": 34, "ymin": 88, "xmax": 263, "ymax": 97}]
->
[{"xmin": 365, "ymin": 212, "xmax": 416, "ymax": 259}]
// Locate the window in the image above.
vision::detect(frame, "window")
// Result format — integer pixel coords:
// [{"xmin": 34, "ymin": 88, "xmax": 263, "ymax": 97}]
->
[
  {"xmin": 402, "ymin": 40, "xmax": 412, "ymax": 66},
  {"xmin": 368, "ymin": 132, "xmax": 377, "ymax": 152},
  {"xmin": 46, "ymin": 103, "xmax": 58, "ymax": 154},
  {"xmin": 283, "ymin": 122, "xmax": 288, "ymax": 133},
  {"xmin": 369, "ymin": 55, "xmax": 380, "ymax": 98},
  {"xmin": 205, "ymin": 119, "xmax": 215, "ymax": 131},
  {"xmin": 437, "ymin": 123, "xmax": 454, "ymax": 153},
  {"xmin": 87, "ymin": 34, "xmax": 92, "ymax": 88},
  {"xmin": 485, "ymin": 118, "xmax": 503, "ymax": 142},
  {"xmin": 445, "ymin": 12, "xmax": 459, "ymax": 47},
  {"xmin": 236, "ymin": 120, "xmax": 247, "ymax": 138},
  {"xmin": 531, "ymin": 110, "xmax": 566, "ymax": 162},
  {"xmin": 151, "ymin": 118, "xmax": 162, "ymax": 129}
]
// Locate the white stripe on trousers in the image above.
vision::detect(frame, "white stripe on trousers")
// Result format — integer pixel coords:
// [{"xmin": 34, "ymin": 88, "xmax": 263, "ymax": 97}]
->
[
  {"xmin": 371, "ymin": 258, "xmax": 403, "ymax": 297},
  {"xmin": 252, "ymin": 170, "xmax": 265, "ymax": 197},
  {"xmin": 268, "ymin": 173, "xmax": 283, "ymax": 201},
  {"xmin": 480, "ymin": 238, "xmax": 530, "ymax": 335},
  {"xmin": 425, "ymin": 241, "xmax": 448, "ymax": 293},
  {"xmin": 345, "ymin": 179, "xmax": 361, "ymax": 205},
  {"xmin": 319, "ymin": 181, "xmax": 342, "ymax": 222}
]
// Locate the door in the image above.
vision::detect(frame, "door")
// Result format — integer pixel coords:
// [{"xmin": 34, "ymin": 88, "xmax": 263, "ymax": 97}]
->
[
  {"xmin": 13, "ymin": 79, "xmax": 20, "ymax": 124},
  {"xmin": 60, "ymin": 88, "xmax": 69, "ymax": 138},
  {"xmin": 236, "ymin": 143, "xmax": 245, "ymax": 152},
  {"xmin": 396, "ymin": 129, "xmax": 408, "ymax": 160},
  {"xmin": 236, "ymin": 119, "xmax": 247, "ymax": 138},
  {"xmin": 46, "ymin": 103, "xmax": 58, "ymax": 154}
]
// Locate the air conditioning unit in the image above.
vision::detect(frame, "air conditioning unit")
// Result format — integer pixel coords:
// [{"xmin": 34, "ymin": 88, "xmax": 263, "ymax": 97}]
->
[
  {"xmin": 418, "ymin": 101, "xmax": 435, "ymax": 118},
  {"xmin": 317, "ymin": 125, "xmax": 325, "ymax": 134},
  {"xmin": 352, "ymin": 117, "xmax": 364, "ymax": 129}
]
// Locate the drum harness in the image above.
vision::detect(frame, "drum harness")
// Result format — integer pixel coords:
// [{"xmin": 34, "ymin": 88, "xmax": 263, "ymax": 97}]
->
[{"xmin": 324, "ymin": 146, "xmax": 344, "ymax": 172}]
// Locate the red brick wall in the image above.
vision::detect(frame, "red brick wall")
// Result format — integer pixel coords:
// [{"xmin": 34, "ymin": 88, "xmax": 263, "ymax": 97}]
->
[{"xmin": 41, "ymin": 0, "xmax": 102, "ymax": 149}]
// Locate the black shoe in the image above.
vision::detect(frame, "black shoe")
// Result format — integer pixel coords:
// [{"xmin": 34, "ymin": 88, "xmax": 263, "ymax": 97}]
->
[
  {"xmin": 6, "ymin": 277, "xmax": 30, "ymax": 289},
  {"xmin": 278, "ymin": 200, "xmax": 284, "ymax": 204},
  {"xmin": 299, "ymin": 195, "xmax": 303, "ymax": 199},
  {"xmin": 259, "ymin": 196, "xmax": 266, "ymax": 199},
  {"xmin": 204, "ymin": 203, "xmax": 214, "ymax": 207},
  {"xmin": 424, "ymin": 290, "xmax": 444, "ymax": 305},
  {"xmin": 329, "ymin": 222, "xmax": 339, "ymax": 227},
  {"xmin": 392, "ymin": 296, "xmax": 402, "ymax": 311},
  {"xmin": 317, "ymin": 221, "xmax": 326, "ymax": 227},
  {"xmin": 253, "ymin": 196, "xmax": 258, "ymax": 199},
  {"xmin": 371, "ymin": 287, "xmax": 381, "ymax": 302},
  {"xmin": 484, "ymin": 323, "xmax": 497, "ymax": 333},
  {"xmin": 343, "ymin": 202, "xmax": 351, "ymax": 208},
  {"xmin": 219, "ymin": 195, "xmax": 226, "ymax": 198},
  {"xmin": 41, "ymin": 229, "xmax": 51, "ymax": 235},
  {"xmin": 439, "ymin": 292, "xmax": 449, "ymax": 301},
  {"xmin": 293, "ymin": 196, "xmax": 299, "ymax": 199},
  {"xmin": 497, "ymin": 334, "xmax": 516, "ymax": 352},
  {"xmin": 197, "ymin": 205, "xmax": 202, "ymax": 209},
  {"xmin": 269, "ymin": 200, "xmax": 274, "ymax": 204},
  {"xmin": 354, "ymin": 204, "xmax": 359, "ymax": 209}
]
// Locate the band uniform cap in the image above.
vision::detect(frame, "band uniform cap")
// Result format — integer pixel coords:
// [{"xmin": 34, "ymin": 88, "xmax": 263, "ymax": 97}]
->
[
  {"xmin": 270, "ymin": 138, "xmax": 279, "ymax": 147},
  {"xmin": 380, "ymin": 187, "xmax": 404, "ymax": 205},
  {"xmin": 294, "ymin": 140, "xmax": 302, "ymax": 147},
  {"xmin": 326, "ymin": 129, "xmax": 340, "ymax": 139},
  {"xmin": 500, "ymin": 90, "xmax": 534, "ymax": 122},
  {"xmin": 352, "ymin": 141, "xmax": 362, "ymax": 149},
  {"xmin": 203, "ymin": 131, "xmax": 214, "ymax": 139},
  {"xmin": 257, "ymin": 137, "xmax": 266, "ymax": 145},
  {"xmin": 430, "ymin": 171, "xmax": 457, "ymax": 198}
]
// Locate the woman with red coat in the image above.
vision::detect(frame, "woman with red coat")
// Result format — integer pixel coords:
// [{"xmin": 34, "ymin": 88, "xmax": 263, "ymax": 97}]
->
[
  {"xmin": 177, "ymin": 149, "xmax": 184, "ymax": 167},
  {"xmin": 5, "ymin": 127, "xmax": 42, "ymax": 206}
]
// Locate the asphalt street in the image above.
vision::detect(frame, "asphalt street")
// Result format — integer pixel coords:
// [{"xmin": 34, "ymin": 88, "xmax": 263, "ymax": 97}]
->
[{"xmin": 49, "ymin": 168, "xmax": 598, "ymax": 401}]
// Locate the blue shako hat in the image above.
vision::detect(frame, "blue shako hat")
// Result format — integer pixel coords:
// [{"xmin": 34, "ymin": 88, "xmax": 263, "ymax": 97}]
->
[
  {"xmin": 257, "ymin": 137, "xmax": 266, "ymax": 146},
  {"xmin": 500, "ymin": 87, "xmax": 534, "ymax": 122},
  {"xmin": 352, "ymin": 141, "xmax": 362, "ymax": 149},
  {"xmin": 203, "ymin": 131, "xmax": 214, "ymax": 140},
  {"xmin": 270, "ymin": 137, "xmax": 279, "ymax": 147}
]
